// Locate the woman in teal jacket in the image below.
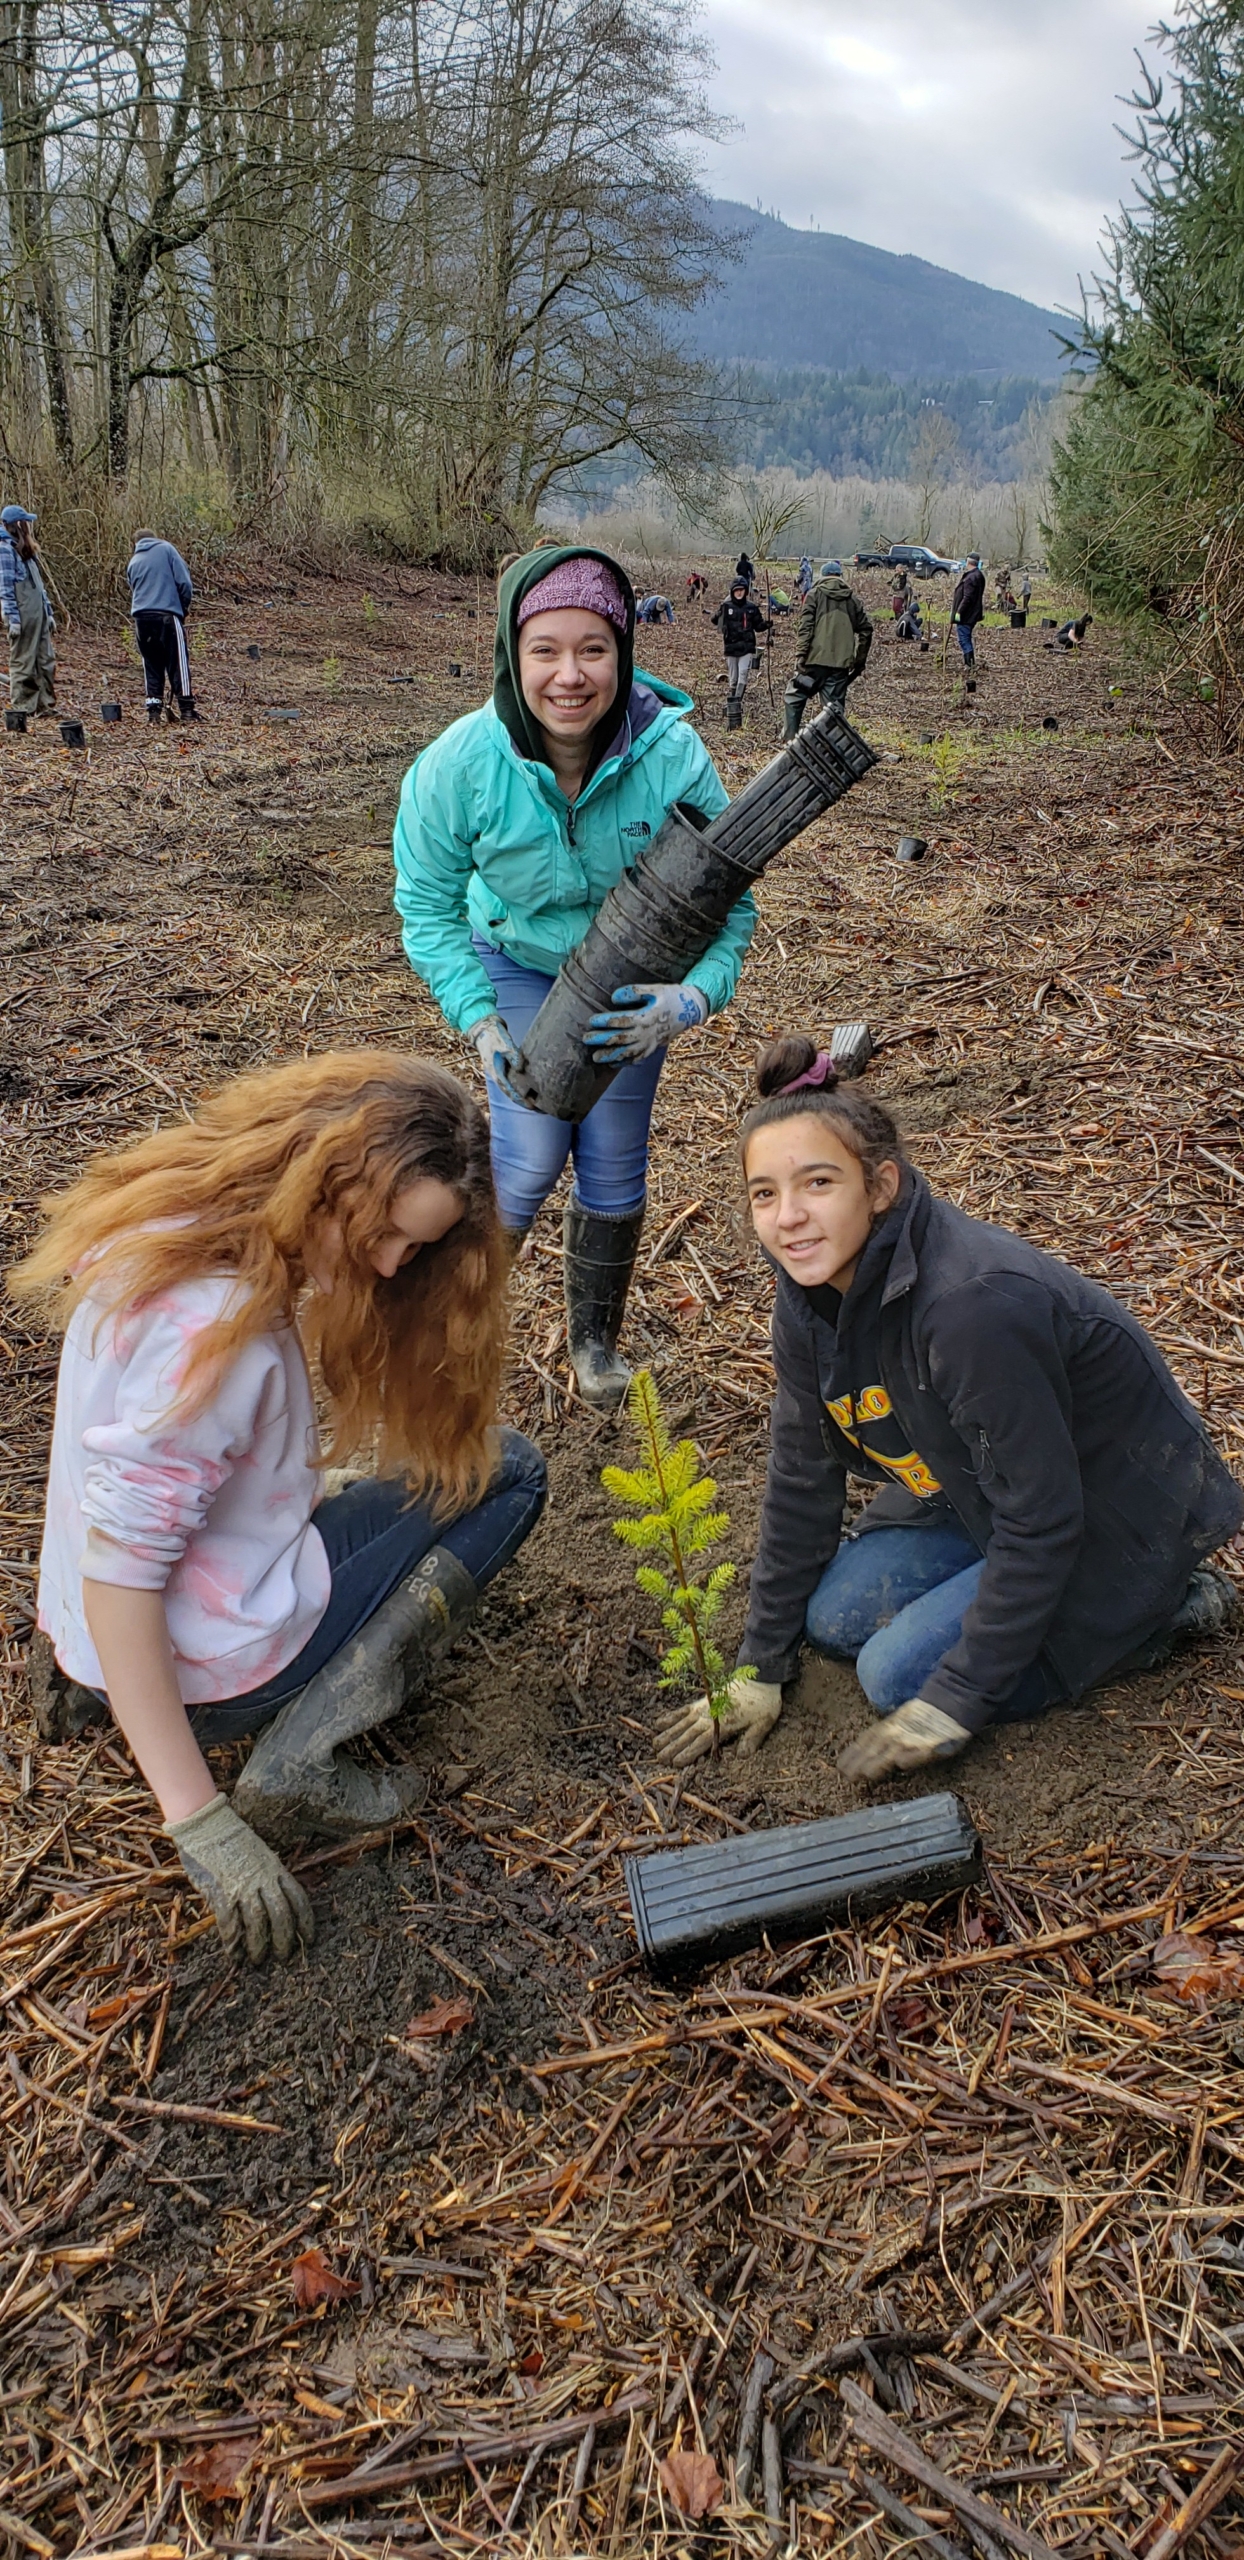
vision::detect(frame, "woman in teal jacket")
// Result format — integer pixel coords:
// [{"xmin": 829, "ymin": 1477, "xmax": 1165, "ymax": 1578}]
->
[{"xmin": 394, "ymin": 546, "xmax": 755, "ymax": 1407}]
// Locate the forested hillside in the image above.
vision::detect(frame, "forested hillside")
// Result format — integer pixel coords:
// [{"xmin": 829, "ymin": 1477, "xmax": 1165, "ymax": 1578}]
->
[
  {"xmin": 692, "ymin": 202, "xmax": 1067, "ymax": 379},
  {"xmin": 733, "ymin": 366, "xmax": 1055, "ymax": 481}
]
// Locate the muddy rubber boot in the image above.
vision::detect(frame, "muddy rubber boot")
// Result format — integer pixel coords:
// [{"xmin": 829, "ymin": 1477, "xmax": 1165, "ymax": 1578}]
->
[
  {"xmin": 564, "ymin": 1199, "xmax": 644, "ymax": 1411},
  {"xmin": 726, "ymin": 698, "xmax": 743, "ymax": 732},
  {"xmin": 232, "ymin": 1545, "xmax": 477, "ymax": 1849}
]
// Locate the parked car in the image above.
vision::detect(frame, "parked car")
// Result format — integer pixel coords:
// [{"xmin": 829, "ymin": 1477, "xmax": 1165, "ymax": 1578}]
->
[{"xmin": 853, "ymin": 544, "xmax": 958, "ymax": 578}]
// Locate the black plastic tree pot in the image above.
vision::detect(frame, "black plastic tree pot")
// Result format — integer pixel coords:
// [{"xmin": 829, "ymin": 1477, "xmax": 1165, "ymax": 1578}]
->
[
  {"xmin": 510, "ymin": 699, "xmax": 880, "ymax": 1120},
  {"xmin": 5, "ymin": 708, "xmax": 26, "ymax": 733},
  {"xmin": 626, "ymin": 1791, "xmax": 981, "ymax": 1977}
]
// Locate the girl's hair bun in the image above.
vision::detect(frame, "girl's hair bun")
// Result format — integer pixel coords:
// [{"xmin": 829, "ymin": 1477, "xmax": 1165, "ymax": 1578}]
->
[{"xmin": 756, "ymin": 1033, "xmax": 818, "ymax": 1098}]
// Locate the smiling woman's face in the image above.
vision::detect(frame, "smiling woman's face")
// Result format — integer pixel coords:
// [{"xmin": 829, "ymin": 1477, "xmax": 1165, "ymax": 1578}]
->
[
  {"xmin": 744, "ymin": 1115, "xmax": 900, "ymax": 1293},
  {"xmin": 517, "ymin": 607, "xmax": 619, "ymax": 746}
]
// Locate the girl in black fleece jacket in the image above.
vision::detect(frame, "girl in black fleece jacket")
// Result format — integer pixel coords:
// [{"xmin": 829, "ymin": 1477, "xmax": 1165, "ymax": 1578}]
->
[{"xmin": 655, "ymin": 1035, "xmax": 1242, "ymax": 1782}]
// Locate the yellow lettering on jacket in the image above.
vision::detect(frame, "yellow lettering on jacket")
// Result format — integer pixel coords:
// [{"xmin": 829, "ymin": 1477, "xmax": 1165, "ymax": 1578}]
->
[{"xmin": 824, "ymin": 1383, "xmax": 941, "ymax": 1499}]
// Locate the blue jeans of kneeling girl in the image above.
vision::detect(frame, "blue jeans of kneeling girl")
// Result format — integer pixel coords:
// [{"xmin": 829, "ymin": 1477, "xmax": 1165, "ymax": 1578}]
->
[{"xmin": 805, "ymin": 1521, "xmax": 1063, "ymax": 1721}]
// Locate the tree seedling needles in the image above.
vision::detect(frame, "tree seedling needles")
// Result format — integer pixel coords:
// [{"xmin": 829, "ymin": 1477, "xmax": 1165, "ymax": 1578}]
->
[{"xmin": 602, "ymin": 1369, "xmax": 755, "ymax": 1755}]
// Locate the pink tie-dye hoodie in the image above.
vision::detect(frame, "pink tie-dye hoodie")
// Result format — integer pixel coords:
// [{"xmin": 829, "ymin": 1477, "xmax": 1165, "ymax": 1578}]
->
[{"xmin": 38, "ymin": 1275, "xmax": 331, "ymax": 1702}]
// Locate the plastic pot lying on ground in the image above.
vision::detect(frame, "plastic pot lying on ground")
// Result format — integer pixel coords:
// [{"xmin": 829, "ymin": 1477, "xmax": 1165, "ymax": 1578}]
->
[
  {"xmin": 627, "ymin": 1791, "xmax": 981, "ymax": 1976},
  {"xmin": 511, "ymin": 700, "xmax": 880, "ymax": 1122},
  {"xmin": 896, "ymin": 836, "xmax": 927, "ymax": 862},
  {"xmin": 59, "ymin": 718, "xmax": 85, "ymax": 748},
  {"xmin": 101, "ymin": 702, "xmax": 122, "ymax": 723},
  {"xmin": 5, "ymin": 708, "xmax": 26, "ymax": 733}
]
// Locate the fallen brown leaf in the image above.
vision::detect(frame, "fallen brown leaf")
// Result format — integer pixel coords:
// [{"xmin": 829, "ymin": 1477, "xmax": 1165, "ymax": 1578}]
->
[
  {"xmin": 176, "ymin": 2435, "xmax": 260, "ymax": 2500},
  {"xmin": 659, "ymin": 2448, "xmax": 724, "ymax": 2519},
  {"xmin": 290, "ymin": 2247, "xmax": 362, "ymax": 2308},
  {"xmin": 404, "ymin": 1995, "xmax": 475, "ymax": 2039},
  {"xmin": 1151, "ymin": 1929, "xmax": 1244, "ymax": 2008}
]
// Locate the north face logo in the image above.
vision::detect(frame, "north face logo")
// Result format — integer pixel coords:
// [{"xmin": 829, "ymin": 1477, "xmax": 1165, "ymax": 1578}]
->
[{"xmin": 621, "ymin": 820, "xmax": 651, "ymax": 838}]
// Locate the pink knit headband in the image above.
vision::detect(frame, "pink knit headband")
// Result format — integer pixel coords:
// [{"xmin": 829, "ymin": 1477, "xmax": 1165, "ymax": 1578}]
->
[
  {"xmin": 778, "ymin": 1051, "xmax": 838, "ymax": 1095},
  {"xmin": 517, "ymin": 557, "xmax": 628, "ymax": 632}
]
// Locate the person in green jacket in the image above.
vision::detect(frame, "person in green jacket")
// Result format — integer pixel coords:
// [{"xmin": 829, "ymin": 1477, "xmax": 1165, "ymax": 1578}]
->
[
  {"xmin": 393, "ymin": 545, "xmax": 756, "ymax": 1409},
  {"xmin": 784, "ymin": 560, "xmax": 872, "ymax": 739}
]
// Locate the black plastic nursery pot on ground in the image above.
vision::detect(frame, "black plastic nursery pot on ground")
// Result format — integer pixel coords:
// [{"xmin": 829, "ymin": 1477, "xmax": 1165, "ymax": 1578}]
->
[
  {"xmin": 511, "ymin": 701, "xmax": 880, "ymax": 1122},
  {"xmin": 626, "ymin": 1792, "xmax": 982, "ymax": 1976}
]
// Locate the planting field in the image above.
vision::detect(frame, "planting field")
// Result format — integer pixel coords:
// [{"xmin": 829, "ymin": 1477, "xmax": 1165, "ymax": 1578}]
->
[{"xmin": 1, "ymin": 560, "xmax": 1243, "ymax": 2556}]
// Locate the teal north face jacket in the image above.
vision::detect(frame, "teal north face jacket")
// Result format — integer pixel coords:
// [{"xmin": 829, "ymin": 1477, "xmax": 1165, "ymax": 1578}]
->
[{"xmin": 393, "ymin": 549, "xmax": 755, "ymax": 1036}]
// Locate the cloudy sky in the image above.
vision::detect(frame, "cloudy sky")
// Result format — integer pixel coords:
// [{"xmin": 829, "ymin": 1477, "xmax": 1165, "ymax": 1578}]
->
[{"xmin": 694, "ymin": 0, "xmax": 1156, "ymax": 312}]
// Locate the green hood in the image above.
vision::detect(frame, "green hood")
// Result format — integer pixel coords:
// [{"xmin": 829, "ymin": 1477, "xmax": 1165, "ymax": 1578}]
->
[{"xmin": 493, "ymin": 543, "xmax": 636, "ymax": 780}]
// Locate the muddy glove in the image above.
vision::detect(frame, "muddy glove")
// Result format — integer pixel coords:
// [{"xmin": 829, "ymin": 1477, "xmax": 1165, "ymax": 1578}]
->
[
  {"xmin": 653, "ymin": 1676, "xmax": 783, "ymax": 1768},
  {"xmin": 471, "ymin": 1010, "xmax": 522, "ymax": 1100},
  {"xmin": 163, "ymin": 1793, "xmax": 315, "ymax": 1965},
  {"xmin": 585, "ymin": 983, "xmax": 708, "ymax": 1066},
  {"xmin": 838, "ymin": 1698, "xmax": 969, "ymax": 1785}
]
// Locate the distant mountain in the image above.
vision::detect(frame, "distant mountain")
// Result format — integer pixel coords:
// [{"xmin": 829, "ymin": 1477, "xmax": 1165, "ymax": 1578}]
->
[
  {"xmin": 692, "ymin": 203, "xmax": 1068, "ymax": 382},
  {"xmin": 736, "ymin": 367, "xmax": 1055, "ymax": 482}
]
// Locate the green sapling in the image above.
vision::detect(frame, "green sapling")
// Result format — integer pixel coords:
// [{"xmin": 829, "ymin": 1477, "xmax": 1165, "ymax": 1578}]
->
[{"xmin": 602, "ymin": 1369, "xmax": 755, "ymax": 1753}]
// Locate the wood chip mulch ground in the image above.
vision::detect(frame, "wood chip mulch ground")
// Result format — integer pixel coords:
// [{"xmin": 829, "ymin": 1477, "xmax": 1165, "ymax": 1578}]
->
[{"xmin": 0, "ymin": 560, "xmax": 1242, "ymax": 2557}]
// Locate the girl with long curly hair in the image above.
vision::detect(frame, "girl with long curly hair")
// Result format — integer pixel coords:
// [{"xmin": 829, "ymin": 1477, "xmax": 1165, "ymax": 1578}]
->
[{"xmin": 12, "ymin": 1051, "xmax": 546, "ymax": 1966}]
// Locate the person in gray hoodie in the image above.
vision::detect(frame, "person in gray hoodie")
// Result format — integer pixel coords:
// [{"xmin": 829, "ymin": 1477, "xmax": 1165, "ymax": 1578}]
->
[{"xmin": 126, "ymin": 530, "xmax": 196, "ymax": 721}]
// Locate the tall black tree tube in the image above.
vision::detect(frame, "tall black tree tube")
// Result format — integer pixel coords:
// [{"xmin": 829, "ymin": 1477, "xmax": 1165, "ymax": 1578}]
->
[{"xmin": 510, "ymin": 701, "xmax": 879, "ymax": 1121}]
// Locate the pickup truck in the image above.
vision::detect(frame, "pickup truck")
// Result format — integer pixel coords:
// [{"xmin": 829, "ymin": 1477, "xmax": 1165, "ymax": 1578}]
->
[{"xmin": 853, "ymin": 544, "xmax": 959, "ymax": 578}]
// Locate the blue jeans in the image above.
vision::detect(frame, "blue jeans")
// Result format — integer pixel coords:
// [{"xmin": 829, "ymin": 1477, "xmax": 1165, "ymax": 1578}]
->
[
  {"xmin": 805, "ymin": 1522, "xmax": 1061, "ymax": 1721},
  {"xmin": 188, "ymin": 1427, "xmax": 547, "ymax": 1739},
  {"xmin": 474, "ymin": 938, "xmax": 664, "ymax": 1228},
  {"xmin": 955, "ymin": 622, "xmax": 976, "ymax": 664}
]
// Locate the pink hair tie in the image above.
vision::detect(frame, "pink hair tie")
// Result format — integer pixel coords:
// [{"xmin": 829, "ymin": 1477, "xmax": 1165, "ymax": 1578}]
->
[{"xmin": 778, "ymin": 1050, "xmax": 837, "ymax": 1095}]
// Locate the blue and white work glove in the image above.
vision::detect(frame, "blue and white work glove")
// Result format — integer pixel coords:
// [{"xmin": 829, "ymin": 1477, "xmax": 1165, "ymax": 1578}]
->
[
  {"xmin": 471, "ymin": 1010, "xmax": 522, "ymax": 1100},
  {"xmin": 585, "ymin": 982, "xmax": 708, "ymax": 1066}
]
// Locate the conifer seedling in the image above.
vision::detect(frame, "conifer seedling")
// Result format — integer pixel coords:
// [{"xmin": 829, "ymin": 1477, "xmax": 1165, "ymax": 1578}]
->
[{"xmin": 602, "ymin": 1369, "xmax": 755, "ymax": 1755}]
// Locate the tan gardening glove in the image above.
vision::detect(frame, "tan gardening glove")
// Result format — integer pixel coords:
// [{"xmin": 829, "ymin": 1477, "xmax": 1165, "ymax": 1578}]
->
[
  {"xmin": 653, "ymin": 1676, "xmax": 783, "ymax": 1769},
  {"xmin": 838, "ymin": 1698, "xmax": 970, "ymax": 1785},
  {"xmin": 164, "ymin": 1794, "xmax": 315, "ymax": 1966}
]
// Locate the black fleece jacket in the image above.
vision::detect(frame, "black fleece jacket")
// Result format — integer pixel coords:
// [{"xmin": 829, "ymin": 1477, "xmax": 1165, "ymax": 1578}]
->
[{"xmin": 738, "ymin": 1171, "xmax": 1243, "ymax": 1729}]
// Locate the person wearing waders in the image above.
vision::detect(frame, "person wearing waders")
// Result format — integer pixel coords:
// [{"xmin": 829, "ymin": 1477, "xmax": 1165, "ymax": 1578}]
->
[
  {"xmin": 653, "ymin": 1034, "xmax": 1243, "ymax": 1779},
  {"xmin": 1, "ymin": 505, "xmax": 56, "ymax": 716},
  {"xmin": 710, "ymin": 579, "xmax": 770, "ymax": 726},
  {"xmin": 951, "ymin": 553, "xmax": 986, "ymax": 672},
  {"xmin": 14, "ymin": 1050, "xmax": 546, "ymax": 1966},
  {"xmin": 393, "ymin": 545, "xmax": 756, "ymax": 1409},
  {"xmin": 783, "ymin": 560, "xmax": 872, "ymax": 738},
  {"xmin": 126, "ymin": 529, "xmax": 197, "ymax": 720}
]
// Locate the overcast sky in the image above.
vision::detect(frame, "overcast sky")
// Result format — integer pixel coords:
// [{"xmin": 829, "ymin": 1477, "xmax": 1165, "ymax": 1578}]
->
[{"xmin": 694, "ymin": 0, "xmax": 1156, "ymax": 311}]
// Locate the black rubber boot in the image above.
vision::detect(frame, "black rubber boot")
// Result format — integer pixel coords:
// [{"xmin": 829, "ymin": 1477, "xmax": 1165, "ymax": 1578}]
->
[
  {"xmin": 232, "ymin": 1545, "xmax": 477, "ymax": 1848},
  {"xmin": 564, "ymin": 1199, "xmax": 645, "ymax": 1410},
  {"xmin": 782, "ymin": 694, "xmax": 803, "ymax": 740},
  {"xmin": 178, "ymin": 695, "xmax": 200, "ymax": 720},
  {"xmin": 1112, "ymin": 1565, "xmax": 1238, "ymax": 1678},
  {"xmin": 147, "ymin": 701, "xmax": 163, "ymax": 725}
]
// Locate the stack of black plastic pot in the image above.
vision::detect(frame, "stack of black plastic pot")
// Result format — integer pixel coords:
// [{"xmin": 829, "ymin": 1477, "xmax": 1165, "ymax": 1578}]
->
[{"xmin": 511, "ymin": 699, "xmax": 880, "ymax": 1122}]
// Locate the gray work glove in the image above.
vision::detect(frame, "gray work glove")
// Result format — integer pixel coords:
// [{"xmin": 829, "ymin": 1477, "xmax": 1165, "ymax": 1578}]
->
[
  {"xmin": 653, "ymin": 1675, "xmax": 783, "ymax": 1768},
  {"xmin": 471, "ymin": 1010, "xmax": 522, "ymax": 1099},
  {"xmin": 838, "ymin": 1698, "xmax": 970, "ymax": 1784},
  {"xmin": 585, "ymin": 982, "xmax": 708, "ymax": 1066},
  {"xmin": 164, "ymin": 1793, "xmax": 315, "ymax": 1965}
]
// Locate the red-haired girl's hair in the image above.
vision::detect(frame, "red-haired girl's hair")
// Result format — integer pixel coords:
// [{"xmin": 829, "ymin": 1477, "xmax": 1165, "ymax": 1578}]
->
[{"xmin": 10, "ymin": 1050, "xmax": 507, "ymax": 1517}]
